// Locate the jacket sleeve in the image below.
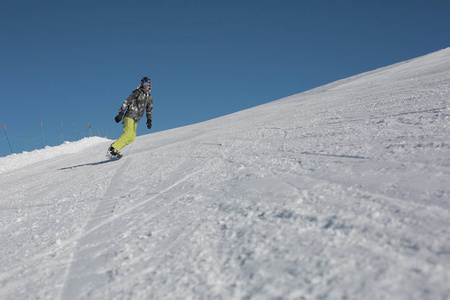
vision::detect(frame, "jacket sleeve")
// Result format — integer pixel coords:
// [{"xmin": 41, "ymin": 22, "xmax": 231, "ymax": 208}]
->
[
  {"xmin": 118, "ymin": 90, "xmax": 138, "ymax": 115},
  {"xmin": 146, "ymin": 94, "xmax": 153, "ymax": 121}
]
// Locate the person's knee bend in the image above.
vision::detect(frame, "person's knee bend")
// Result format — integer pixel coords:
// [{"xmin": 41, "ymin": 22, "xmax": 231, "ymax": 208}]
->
[{"xmin": 127, "ymin": 135, "xmax": 136, "ymax": 144}]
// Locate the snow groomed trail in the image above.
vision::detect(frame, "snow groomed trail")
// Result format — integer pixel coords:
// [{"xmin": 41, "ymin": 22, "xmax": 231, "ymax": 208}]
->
[{"xmin": 1, "ymin": 48, "xmax": 450, "ymax": 299}]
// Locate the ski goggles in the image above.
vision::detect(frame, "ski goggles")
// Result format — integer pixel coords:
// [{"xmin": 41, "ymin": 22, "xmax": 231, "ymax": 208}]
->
[{"xmin": 143, "ymin": 82, "xmax": 151, "ymax": 87}]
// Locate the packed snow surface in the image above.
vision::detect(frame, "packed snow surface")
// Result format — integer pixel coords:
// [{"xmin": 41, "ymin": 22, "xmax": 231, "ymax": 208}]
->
[{"xmin": 1, "ymin": 49, "xmax": 450, "ymax": 300}]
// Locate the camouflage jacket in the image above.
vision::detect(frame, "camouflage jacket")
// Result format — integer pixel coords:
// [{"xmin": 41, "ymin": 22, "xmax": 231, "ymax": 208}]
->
[{"xmin": 118, "ymin": 88, "xmax": 153, "ymax": 123}]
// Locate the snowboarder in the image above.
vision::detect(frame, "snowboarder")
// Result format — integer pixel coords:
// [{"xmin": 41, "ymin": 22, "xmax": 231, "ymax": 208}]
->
[{"xmin": 108, "ymin": 77, "xmax": 153, "ymax": 159}]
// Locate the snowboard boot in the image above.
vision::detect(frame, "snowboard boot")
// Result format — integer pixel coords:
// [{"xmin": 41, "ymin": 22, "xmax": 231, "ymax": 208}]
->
[{"xmin": 108, "ymin": 145, "xmax": 123, "ymax": 159}]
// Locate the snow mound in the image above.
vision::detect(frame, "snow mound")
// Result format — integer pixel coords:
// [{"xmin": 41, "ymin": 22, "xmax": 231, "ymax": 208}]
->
[{"xmin": 0, "ymin": 137, "xmax": 111, "ymax": 174}]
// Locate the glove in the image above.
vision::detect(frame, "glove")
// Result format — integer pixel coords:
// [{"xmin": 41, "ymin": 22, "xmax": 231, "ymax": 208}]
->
[
  {"xmin": 146, "ymin": 119, "xmax": 152, "ymax": 129},
  {"xmin": 115, "ymin": 113, "xmax": 124, "ymax": 123}
]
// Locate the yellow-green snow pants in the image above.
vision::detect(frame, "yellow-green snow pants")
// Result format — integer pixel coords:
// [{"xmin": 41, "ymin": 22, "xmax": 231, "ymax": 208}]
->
[{"xmin": 112, "ymin": 117, "xmax": 137, "ymax": 151}]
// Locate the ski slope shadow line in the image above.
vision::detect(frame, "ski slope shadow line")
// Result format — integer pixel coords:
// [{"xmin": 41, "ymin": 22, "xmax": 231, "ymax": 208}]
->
[
  {"xmin": 300, "ymin": 151, "xmax": 369, "ymax": 160},
  {"xmin": 59, "ymin": 165, "xmax": 203, "ymax": 299},
  {"xmin": 57, "ymin": 158, "xmax": 117, "ymax": 170}
]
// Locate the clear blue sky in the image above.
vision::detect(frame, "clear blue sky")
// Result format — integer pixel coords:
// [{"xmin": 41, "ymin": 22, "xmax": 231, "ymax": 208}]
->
[{"xmin": 1, "ymin": 0, "xmax": 449, "ymax": 157}]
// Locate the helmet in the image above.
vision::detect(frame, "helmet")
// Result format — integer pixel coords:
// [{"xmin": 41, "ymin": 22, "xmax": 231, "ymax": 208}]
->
[{"xmin": 141, "ymin": 77, "xmax": 151, "ymax": 88}]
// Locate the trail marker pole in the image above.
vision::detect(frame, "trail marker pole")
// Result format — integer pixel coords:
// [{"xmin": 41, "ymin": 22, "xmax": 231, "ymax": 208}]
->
[
  {"xmin": 60, "ymin": 122, "xmax": 64, "ymax": 142},
  {"xmin": 40, "ymin": 121, "xmax": 45, "ymax": 148},
  {"xmin": 3, "ymin": 124, "xmax": 14, "ymax": 154},
  {"xmin": 73, "ymin": 123, "xmax": 79, "ymax": 139}
]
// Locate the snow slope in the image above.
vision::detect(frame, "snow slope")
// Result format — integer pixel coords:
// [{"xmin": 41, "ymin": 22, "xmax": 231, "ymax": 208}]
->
[{"xmin": 1, "ymin": 48, "xmax": 449, "ymax": 300}]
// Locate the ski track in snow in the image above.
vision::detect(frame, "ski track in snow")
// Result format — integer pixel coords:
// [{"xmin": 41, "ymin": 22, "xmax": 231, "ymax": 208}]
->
[
  {"xmin": 1, "ymin": 48, "xmax": 450, "ymax": 299},
  {"xmin": 60, "ymin": 156, "xmax": 207, "ymax": 299}
]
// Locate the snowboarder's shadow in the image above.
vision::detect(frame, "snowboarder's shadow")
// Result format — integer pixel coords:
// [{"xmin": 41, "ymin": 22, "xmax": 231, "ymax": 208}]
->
[{"xmin": 58, "ymin": 159, "xmax": 116, "ymax": 170}]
